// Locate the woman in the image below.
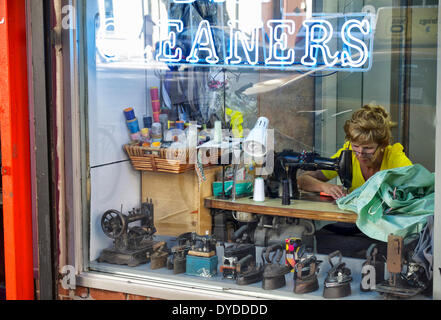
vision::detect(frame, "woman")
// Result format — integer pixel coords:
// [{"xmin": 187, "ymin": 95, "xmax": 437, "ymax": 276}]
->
[{"xmin": 298, "ymin": 104, "xmax": 413, "ymax": 200}]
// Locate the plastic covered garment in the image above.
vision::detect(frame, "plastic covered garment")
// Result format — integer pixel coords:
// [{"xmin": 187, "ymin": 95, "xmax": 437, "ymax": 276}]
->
[{"xmin": 336, "ymin": 164, "xmax": 434, "ymax": 242}]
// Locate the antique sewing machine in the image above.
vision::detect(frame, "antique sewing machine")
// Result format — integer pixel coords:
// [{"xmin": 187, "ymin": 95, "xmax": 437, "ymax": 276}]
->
[
  {"xmin": 272, "ymin": 149, "xmax": 352, "ymax": 204},
  {"xmin": 186, "ymin": 232, "xmax": 219, "ymax": 277},
  {"xmin": 97, "ymin": 199, "xmax": 158, "ymax": 267}
]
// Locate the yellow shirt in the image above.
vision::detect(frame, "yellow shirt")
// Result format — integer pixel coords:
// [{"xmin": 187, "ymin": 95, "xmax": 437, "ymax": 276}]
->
[{"xmin": 322, "ymin": 142, "xmax": 413, "ymax": 192}]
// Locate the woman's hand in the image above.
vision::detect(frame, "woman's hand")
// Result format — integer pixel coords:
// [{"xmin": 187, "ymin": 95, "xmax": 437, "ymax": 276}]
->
[{"xmin": 322, "ymin": 184, "xmax": 347, "ymax": 200}]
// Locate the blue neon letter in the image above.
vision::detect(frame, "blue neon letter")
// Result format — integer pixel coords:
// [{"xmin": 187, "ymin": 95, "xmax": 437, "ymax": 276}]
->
[
  {"xmin": 156, "ymin": 20, "xmax": 183, "ymax": 63},
  {"xmin": 301, "ymin": 20, "xmax": 339, "ymax": 67},
  {"xmin": 226, "ymin": 20, "xmax": 262, "ymax": 65},
  {"xmin": 340, "ymin": 19, "xmax": 370, "ymax": 68},
  {"xmin": 187, "ymin": 20, "xmax": 219, "ymax": 64},
  {"xmin": 265, "ymin": 20, "xmax": 296, "ymax": 66}
]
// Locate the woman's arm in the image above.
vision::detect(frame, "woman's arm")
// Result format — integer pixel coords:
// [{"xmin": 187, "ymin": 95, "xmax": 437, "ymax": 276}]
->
[{"xmin": 297, "ymin": 171, "xmax": 347, "ymax": 200}]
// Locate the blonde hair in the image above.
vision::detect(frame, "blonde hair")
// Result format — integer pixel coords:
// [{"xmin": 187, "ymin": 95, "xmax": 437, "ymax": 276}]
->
[{"xmin": 344, "ymin": 105, "xmax": 395, "ymax": 147}]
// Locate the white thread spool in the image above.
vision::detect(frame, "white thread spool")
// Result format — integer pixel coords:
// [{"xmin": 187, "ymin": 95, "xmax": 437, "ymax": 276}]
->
[
  {"xmin": 214, "ymin": 121, "xmax": 222, "ymax": 144},
  {"xmin": 253, "ymin": 177, "xmax": 265, "ymax": 202}
]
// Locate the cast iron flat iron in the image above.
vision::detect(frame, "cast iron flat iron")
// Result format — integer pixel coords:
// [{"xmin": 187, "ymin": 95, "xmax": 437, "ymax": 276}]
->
[
  {"xmin": 167, "ymin": 232, "xmax": 192, "ymax": 274},
  {"xmin": 221, "ymin": 243, "xmax": 256, "ymax": 280},
  {"xmin": 262, "ymin": 244, "xmax": 291, "ymax": 290},
  {"xmin": 323, "ymin": 250, "xmax": 352, "ymax": 299},
  {"xmin": 236, "ymin": 254, "xmax": 264, "ymax": 285},
  {"xmin": 294, "ymin": 255, "xmax": 321, "ymax": 294},
  {"xmin": 149, "ymin": 241, "xmax": 170, "ymax": 270}
]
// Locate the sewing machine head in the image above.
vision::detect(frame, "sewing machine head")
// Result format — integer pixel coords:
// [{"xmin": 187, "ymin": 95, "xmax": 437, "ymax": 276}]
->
[{"xmin": 273, "ymin": 149, "xmax": 353, "ymax": 199}]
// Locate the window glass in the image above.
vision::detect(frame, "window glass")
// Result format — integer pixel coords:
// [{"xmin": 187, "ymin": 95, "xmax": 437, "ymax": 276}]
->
[{"xmin": 79, "ymin": 0, "xmax": 438, "ymax": 298}]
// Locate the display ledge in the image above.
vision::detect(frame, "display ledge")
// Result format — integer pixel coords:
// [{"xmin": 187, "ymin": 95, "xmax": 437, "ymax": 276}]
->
[{"xmin": 84, "ymin": 241, "xmax": 430, "ymax": 300}]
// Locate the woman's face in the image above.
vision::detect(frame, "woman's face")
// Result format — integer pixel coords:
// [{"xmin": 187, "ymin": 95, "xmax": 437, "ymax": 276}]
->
[{"xmin": 351, "ymin": 141, "xmax": 381, "ymax": 166}]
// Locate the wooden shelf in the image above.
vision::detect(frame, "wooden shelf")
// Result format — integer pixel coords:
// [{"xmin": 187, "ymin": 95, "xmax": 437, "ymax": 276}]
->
[{"xmin": 204, "ymin": 195, "xmax": 357, "ymax": 224}]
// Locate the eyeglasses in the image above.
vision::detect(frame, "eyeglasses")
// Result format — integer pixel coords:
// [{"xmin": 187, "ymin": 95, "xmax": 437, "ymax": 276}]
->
[{"xmin": 351, "ymin": 144, "xmax": 379, "ymax": 157}]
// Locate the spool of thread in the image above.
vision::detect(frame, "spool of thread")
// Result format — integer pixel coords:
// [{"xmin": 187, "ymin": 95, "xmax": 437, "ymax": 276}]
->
[
  {"xmin": 168, "ymin": 121, "xmax": 175, "ymax": 129},
  {"xmin": 214, "ymin": 121, "xmax": 222, "ymax": 143},
  {"xmin": 150, "ymin": 87, "xmax": 159, "ymax": 101},
  {"xmin": 144, "ymin": 115, "xmax": 153, "ymax": 129},
  {"xmin": 141, "ymin": 128, "xmax": 149, "ymax": 140},
  {"xmin": 130, "ymin": 132, "xmax": 141, "ymax": 141},
  {"xmin": 282, "ymin": 179, "xmax": 291, "ymax": 206},
  {"xmin": 151, "ymin": 122, "xmax": 162, "ymax": 142},
  {"xmin": 176, "ymin": 121, "xmax": 185, "ymax": 130},
  {"xmin": 126, "ymin": 118, "xmax": 140, "ymax": 134},
  {"xmin": 159, "ymin": 114, "xmax": 169, "ymax": 134},
  {"xmin": 123, "ymin": 107, "xmax": 136, "ymax": 121},
  {"xmin": 253, "ymin": 177, "xmax": 265, "ymax": 202}
]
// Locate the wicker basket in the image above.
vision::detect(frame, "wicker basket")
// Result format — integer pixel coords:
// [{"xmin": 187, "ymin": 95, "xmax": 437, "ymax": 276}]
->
[{"xmin": 124, "ymin": 143, "xmax": 197, "ymax": 174}]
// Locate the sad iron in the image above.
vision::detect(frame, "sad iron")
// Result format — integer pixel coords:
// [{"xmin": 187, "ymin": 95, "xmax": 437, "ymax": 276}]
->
[
  {"xmin": 262, "ymin": 244, "xmax": 291, "ymax": 290},
  {"xmin": 167, "ymin": 245, "xmax": 190, "ymax": 274},
  {"xmin": 323, "ymin": 250, "xmax": 352, "ymax": 299},
  {"xmin": 221, "ymin": 243, "xmax": 256, "ymax": 280},
  {"xmin": 361, "ymin": 243, "xmax": 385, "ymax": 292},
  {"xmin": 149, "ymin": 241, "xmax": 170, "ymax": 270},
  {"xmin": 236, "ymin": 254, "xmax": 264, "ymax": 285},
  {"xmin": 294, "ymin": 255, "xmax": 321, "ymax": 294}
]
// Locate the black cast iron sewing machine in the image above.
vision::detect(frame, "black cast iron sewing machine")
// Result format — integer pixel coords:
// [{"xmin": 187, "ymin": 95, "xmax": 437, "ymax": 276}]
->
[{"xmin": 271, "ymin": 149, "xmax": 353, "ymax": 204}]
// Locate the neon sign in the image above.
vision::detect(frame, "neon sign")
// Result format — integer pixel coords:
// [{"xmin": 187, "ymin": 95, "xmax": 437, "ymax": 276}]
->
[
  {"xmin": 97, "ymin": 0, "xmax": 375, "ymax": 72},
  {"xmin": 155, "ymin": 12, "xmax": 374, "ymax": 72}
]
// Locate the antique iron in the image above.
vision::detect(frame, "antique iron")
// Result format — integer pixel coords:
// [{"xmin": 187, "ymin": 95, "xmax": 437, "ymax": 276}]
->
[
  {"xmin": 323, "ymin": 250, "xmax": 352, "ymax": 299},
  {"xmin": 97, "ymin": 199, "xmax": 157, "ymax": 267},
  {"xmin": 220, "ymin": 243, "xmax": 256, "ymax": 280},
  {"xmin": 167, "ymin": 232, "xmax": 192, "ymax": 274},
  {"xmin": 236, "ymin": 254, "xmax": 264, "ymax": 285},
  {"xmin": 262, "ymin": 244, "xmax": 291, "ymax": 290},
  {"xmin": 360, "ymin": 243, "xmax": 385, "ymax": 292},
  {"xmin": 375, "ymin": 234, "xmax": 425, "ymax": 298},
  {"xmin": 220, "ymin": 225, "xmax": 256, "ymax": 280},
  {"xmin": 294, "ymin": 255, "xmax": 321, "ymax": 294}
]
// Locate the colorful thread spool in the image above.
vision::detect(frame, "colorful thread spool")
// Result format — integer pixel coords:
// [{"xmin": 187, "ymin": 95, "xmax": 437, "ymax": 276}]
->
[
  {"xmin": 126, "ymin": 118, "xmax": 140, "ymax": 134},
  {"xmin": 123, "ymin": 107, "xmax": 136, "ymax": 121},
  {"xmin": 151, "ymin": 122, "xmax": 163, "ymax": 142},
  {"xmin": 150, "ymin": 87, "xmax": 159, "ymax": 101},
  {"xmin": 130, "ymin": 132, "xmax": 141, "ymax": 141},
  {"xmin": 144, "ymin": 115, "xmax": 153, "ymax": 129},
  {"xmin": 152, "ymin": 99, "xmax": 161, "ymax": 123},
  {"xmin": 141, "ymin": 128, "xmax": 150, "ymax": 141},
  {"xmin": 176, "ymin": 121, "xmax": 185, "ymax": 130}
]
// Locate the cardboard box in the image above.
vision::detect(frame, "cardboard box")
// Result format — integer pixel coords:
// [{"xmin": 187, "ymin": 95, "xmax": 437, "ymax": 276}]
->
[{"xmin": 141, "ymin": 167, "xmax": 220, "ymax": 236}]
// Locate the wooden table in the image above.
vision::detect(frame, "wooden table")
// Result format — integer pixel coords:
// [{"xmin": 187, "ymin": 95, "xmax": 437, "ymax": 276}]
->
[{"xmin": 204, "ymin": 195, "xmax": 358, "ymax": 223}]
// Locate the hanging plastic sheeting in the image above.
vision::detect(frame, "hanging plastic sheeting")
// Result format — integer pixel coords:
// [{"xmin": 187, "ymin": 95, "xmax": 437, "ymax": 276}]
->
[
  {"xmin": 336, "ymin": 164, "xmax": 434, "ymax": 242},
  {"xmin": 159, "ymin": 0, "xmax": 232, "ymax": 125}
]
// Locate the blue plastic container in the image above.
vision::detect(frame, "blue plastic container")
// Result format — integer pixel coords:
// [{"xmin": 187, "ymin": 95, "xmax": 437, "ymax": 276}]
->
[{"xmin": 186, "ymin": 255, "xmax": 218, "ymax": 278}]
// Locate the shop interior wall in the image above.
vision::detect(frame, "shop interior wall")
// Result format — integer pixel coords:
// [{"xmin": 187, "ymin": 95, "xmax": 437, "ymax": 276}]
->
[{"xmin": 317, "ymin": 0, "xmax": 437, "ymax": 171}]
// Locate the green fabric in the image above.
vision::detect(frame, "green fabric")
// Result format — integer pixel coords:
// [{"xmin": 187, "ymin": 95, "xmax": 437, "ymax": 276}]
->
[{"xmin": 336, "ymin": 164, "xmax": 434, "ymax": 242}]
